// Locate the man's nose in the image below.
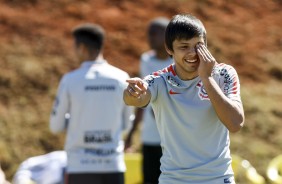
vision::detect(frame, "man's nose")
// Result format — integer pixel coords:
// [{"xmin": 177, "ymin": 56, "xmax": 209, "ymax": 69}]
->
[{"xmin": 186, "ymin": 48, "xmax": 197, "ymax": 56}]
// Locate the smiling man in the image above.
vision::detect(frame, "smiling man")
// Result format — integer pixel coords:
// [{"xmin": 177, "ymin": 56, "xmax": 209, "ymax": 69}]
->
[{"xmin": 123, "ymin": 14, "xmax": 245, "ymax": 184}]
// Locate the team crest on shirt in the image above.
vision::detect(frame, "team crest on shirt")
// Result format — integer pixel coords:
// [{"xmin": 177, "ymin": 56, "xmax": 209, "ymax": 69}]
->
[
  {"xmin": 167, "ymin": 76, "xmax": 180, "ymax": 87},
  {"xmin": 196, "ymin": 81, "xmax": 210, "ymax": 100}
]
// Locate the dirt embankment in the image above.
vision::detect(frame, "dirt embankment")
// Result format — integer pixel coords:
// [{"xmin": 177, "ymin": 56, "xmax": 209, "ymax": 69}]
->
[{"xmin": 0, "ymin": 0, "xmax": 282, "ymax": 181}]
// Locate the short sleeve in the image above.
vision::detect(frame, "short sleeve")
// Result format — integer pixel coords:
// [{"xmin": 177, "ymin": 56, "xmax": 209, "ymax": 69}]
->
[
  {"xmin": 143, "ymin": 74, "xmax": 159, "ymax": 103},
  {"xmin": 50, "ymin": 75, "xmax": 70, "ymax": 133},
  {"xmin": 217, "ymin": 65, "xmax": 242, "ymax": 103}
]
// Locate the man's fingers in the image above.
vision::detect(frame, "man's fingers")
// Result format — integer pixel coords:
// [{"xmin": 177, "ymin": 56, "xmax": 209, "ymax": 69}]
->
[
  {"xmin": 126, "ymin": 78, "xmax": 140, "ymax": 84},
  {"xmin": 196, "ymin": 43, "xmax": 214, "ymax": 62},
  {"xmin": 200, "ymin": 44, "xmax": 214, "ymax": 61},
  {"xmin": 196, "ymin": 45, "xmax": 206, "ymax": 61},
  {"xmin": 131, "ymin": 84, "xmax": 143, "ymax": 93},
  {"xmin": 127, "ymin": 86, "xmax": 139, "ymax": 97},
  {"xmin": 126, "ymin": 77, "xmax": 148, "ymax": 98},
  {"xmin": 137, "ymin": 81, "xmax": 147, "ymax": 91},
  {"xmin": 126, "ymin": 78, "xmax": 147, "ymax": 90}
]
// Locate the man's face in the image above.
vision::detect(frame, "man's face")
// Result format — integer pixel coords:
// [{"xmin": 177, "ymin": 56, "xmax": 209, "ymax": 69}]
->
[{"xmin": 166, "ymin": 36, "xmax": 205, "ymax": 80}]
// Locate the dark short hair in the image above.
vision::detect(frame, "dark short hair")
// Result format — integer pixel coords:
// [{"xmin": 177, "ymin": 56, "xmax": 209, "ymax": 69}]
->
[
  {"xmin": 149, "ymin": 17, "xmax": 170, "ymax": 29},
  {"xmin": 147, "ymin": 17, "xmax": 169, "ymax": 36},
  {"xmin": 72, "ymin": 23, "xmax": 105, "ymax": 52},
  {"xmin": 165, "ymin": 14, "xmax": 207, "ymax": 51}
]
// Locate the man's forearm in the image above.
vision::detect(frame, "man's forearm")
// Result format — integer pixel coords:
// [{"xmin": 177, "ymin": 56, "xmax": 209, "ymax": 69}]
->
[
  {"xmin": 123, "ymin": 89, "xmax": 150, "ymax": 108},
  {"xmin": 202, "ymin": 77, "xmax": 244, "ymax": 132}
]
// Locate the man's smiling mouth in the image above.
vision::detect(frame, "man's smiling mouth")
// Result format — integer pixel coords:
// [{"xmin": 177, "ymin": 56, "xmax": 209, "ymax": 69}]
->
[{"xmin": 184, "ymin": 59, "xmax": 197, "ymax": 63}]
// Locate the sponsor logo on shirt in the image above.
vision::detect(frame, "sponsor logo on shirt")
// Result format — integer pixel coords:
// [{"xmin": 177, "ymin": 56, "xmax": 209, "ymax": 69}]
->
[
  {"xmin": 85, "ymin": 85, "xmax": 116, "ymax": 91},
  {"xmin": 224, "ymin": 177, "xmax": 234, "ymax": 183},
  {"xmin": 218, "ymin": 66, "xmax": 238, "ymax": 95},
  {"xmin": 80, "ymin": 157, "xmax": 113, "ymax": 165},
  {"xmin": 51, "ymin": 97, "xmax": 59, "ymax": 115},
  {"xmin": 144, "ymin": 75, "xmax": 157, "ymax": 87},
  {"xmin": 84, "ymin": 130, "xmax": 112, "ymax": 143},
  {"xmin": 221, "ymin": 68, "xmax": 232, "ymax": 93},
  {"xmin": 84, "ymin": 148, "xmax": 115, "ymax": 156}
]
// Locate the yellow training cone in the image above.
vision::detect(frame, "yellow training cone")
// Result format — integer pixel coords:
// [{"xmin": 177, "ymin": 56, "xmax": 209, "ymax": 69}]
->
[
  {"xmin": 231, "ymin": 154, "xmax": 265, "ymax": 184},
  {"xmin": 125, "ymin": 153, "xmax": 142, "ymax": 184},
  {"xmin": 267, "ymin": 154, "xmax": 282, "ymax": 184}
]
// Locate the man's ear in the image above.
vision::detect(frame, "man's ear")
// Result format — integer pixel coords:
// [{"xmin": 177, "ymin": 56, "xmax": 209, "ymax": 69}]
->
[
  {"xmin": 76, "ymin": 43, "xmax": 85, "ymax": 53},
  {"xmin": 81, "ymin": 44, "xmax": 89, "ymax": 54},
  {"xmin": 75, "ymin": 44, "xmax": 90, "ymax": 61},
  {"xmin": 164, "ymin": 44, "xmax": 173, "ymax": 56}
]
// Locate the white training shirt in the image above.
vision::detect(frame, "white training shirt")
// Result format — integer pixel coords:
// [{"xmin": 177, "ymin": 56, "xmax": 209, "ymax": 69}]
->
[
  {"xmin": 140, "ymin": 50, "xmax": 173, "ymax": 145},
  {"xmin": 143, "ymin": 63, "xmax": 241, "ymax": 184},
  {"xmin": 13, "ymin": 151, "xmax": 67, "ymax": 184},
  {"xmin": 50, "ymin": 60, "xmax": 133, "ymax": 173}
]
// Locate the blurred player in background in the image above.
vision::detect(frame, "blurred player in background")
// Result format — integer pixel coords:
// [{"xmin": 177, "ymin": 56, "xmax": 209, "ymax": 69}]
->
[
  {"xmin": 50, "ymin": 23, "xmax": 133, "ymax": 184},
  {"xmin": 13, "ymin": 151, "xmax": 66, "ymax": 184},
  {"xmin": 124, "ymin": 17, "xmax": 172, "ymax": 184},
  {"xmin": 0, "ymin": 164, "xmax": 10, "ymax": 184}
]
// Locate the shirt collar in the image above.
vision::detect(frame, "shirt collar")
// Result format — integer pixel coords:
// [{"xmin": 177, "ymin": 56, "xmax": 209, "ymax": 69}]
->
[{"xmin": 80, "ymin": 59, "xmax": 107, "ymax": 68}]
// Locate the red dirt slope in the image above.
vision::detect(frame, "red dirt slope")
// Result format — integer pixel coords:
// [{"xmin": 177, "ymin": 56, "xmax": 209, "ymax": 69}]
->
[{"xmin": 0, "ymin": 0, "xmax": 282, "ymax": 181}]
